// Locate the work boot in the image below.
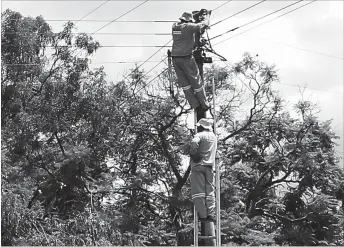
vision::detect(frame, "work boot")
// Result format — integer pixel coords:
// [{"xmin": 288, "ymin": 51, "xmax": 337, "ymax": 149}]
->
[
  {"xmin": 201, "ymin": 102, "xmax": 210, "ymax": 111},
  {"xmin": 199, "ymin": 217, "xmax": 208, "ymax": 222},
  {"xmin": 196, "ymin": 106, "xmax": 206, "ymax": 121},
  {"xmin": 206, "ymin": 215, "xmax": 216, "ymax": 222}
]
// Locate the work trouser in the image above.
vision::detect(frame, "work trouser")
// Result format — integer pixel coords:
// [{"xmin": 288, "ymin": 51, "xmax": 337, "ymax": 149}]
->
[
  {"xmin": 190, "ymin": 164, "xmax": 215, "ymax": 219},
  {"xmin": 172, "ymin": 56, "xmax": 208, "ymax": 109}
]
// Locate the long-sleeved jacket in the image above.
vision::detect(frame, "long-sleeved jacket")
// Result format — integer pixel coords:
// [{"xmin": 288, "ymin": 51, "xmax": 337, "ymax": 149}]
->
[
  {"xmin": 190, "ymin": 130, "xmax": 217, "ymax": 166},
  {"xmin": 171, "ymin": 22, "xmax": 207, "ymax": 57}
]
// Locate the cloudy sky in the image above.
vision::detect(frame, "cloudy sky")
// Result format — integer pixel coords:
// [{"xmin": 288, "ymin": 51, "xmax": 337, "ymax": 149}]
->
[{"xmin": 2, "ymin": 0, "xmax": 343, "ymax": 166}]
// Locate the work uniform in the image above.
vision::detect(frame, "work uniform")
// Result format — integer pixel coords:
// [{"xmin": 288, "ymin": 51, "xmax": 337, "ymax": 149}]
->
[
  {"xmin": 171, "ymin": 21, "xmax": 209, "ymax": 110},
  {"xmin": 190, "ymin": 129, "xmax": 217, "ymax": 219}
]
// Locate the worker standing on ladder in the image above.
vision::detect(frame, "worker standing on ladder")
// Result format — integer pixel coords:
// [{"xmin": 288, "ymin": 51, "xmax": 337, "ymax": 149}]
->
[
  {"xmin": 190, "ymin": 118, "xmax": 217, "ymax": 222},
  {"xmin": 171, "ymin": 12, "xmax": 211, "ymax": 113}
]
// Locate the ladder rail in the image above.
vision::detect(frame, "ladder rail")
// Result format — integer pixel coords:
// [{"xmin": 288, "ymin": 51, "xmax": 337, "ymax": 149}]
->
[
  {"xmin": 213, "ymin": 73, "xmax": 221, "ymax": 246},
  {"xmin": 193, "ymin": 74, "xmax": 221, "ymax": 246},
  {"xmin": 193, "ymin": 110, "xmax": 199, "ymax": 246}
]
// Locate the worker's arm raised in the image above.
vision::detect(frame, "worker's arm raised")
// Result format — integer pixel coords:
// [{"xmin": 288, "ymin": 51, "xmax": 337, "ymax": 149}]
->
[{"xmin": 185, "ymin": 22, "xmax": 209, "ymax": 34}]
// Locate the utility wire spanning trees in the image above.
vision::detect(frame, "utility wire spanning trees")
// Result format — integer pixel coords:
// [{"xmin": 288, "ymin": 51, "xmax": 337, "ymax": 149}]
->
[
  {"xmin": 6, "ymin": 19, "xmax": 176, "ymax": 23},
  {"xmin": 213, "ymin": 0, "xmax": 317, "ymax": 45},
  {"xmin": 247, "ymin": 36, "xmax": 343, "ymax": 60},
  {"xmin": 4, "ymin": 0, "xmax": 337, "ymax": 93},
  {"xmin": 3, "ymin": 45, "xmax": 172, "ymax": 48},
  {"xmin": 3, "ymin": 61, "xmax": 163, "ymax": 66},
  {"xmin": 210, "ymin": 0, "xmax": 305, "ymax": 41},
  {"xmin": 210, "ymin": 0, "xmax": 266, "ymax": 27},
  {"xmin": 132, "ymin": 0, "xmax": 316, "ymax": 90},
  {"xmin": 71, "ymin": 0, "xmax": 149, "ymax": 58},
  {"xmin": 90, "ymin": 0, "xmax": 149, "ymax": 35},
  {"xmin": 75, "ymin": 0, "xmax": 111, "ymax": 24},
  {"xmin": 124, "ymin": 0, "xmax": 269, "ymax": 89},
  {"xmin": 3, "ymin": 32, "xmax": 171, "ymax": 36},
  {"xmin": 212, "ymin": 0, "xmax": 232, "ymax": 12},
  {"xmin": 120, "ymin": 0, "xmax": 235, "ymax": 88},
  {"xmin": 138, "ymin": 0, "xmax": 318, "ymax": 95},
  {"xmin": 211, "ymin": 0, "xmax": 343, "ymax": 61},
  {"xmin": 142, "ymin": 0, "xmax": 341, "ymax": 97},
  {"xmin": 211, "ymin": 0, "xmax": 343, "ymax": 60}
]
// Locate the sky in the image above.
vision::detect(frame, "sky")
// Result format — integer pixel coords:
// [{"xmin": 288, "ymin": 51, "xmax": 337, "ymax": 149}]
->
[{"xmin": 1, "ymin": 0, "xmax": 343, "ymax": 167}]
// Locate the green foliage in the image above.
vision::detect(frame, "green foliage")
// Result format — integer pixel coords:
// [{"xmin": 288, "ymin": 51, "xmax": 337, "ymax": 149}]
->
[{"xmin": 2, "ymin": 9, "xmax": 343, "ymax": 246}]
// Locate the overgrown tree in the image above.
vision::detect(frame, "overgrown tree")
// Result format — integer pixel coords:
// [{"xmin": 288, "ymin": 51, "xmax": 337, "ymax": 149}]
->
[{"xmin": 2, "ymin": 9, "xmax": 343, "ymax": 246}]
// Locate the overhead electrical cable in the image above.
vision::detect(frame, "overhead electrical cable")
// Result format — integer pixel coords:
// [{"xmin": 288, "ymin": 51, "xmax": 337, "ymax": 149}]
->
[
  {"xmin": 247, "ymin": 35, "xmax": 343, "ymax": 60},
  {"xmin": 4, "ymin": 32, "xmax": 171, "ymax": 36},
  {"xmin": 73, "ymin": 0, "xmax": 148, "ymax": 58},
  {"xmin": 211, "ymin": 0, "xmax": 266, "ymax": 27},
  {"xmin": 125, "ymin": 0, "xmax": 235, "ymax": 85},
  {"xmin": 75, "ymin": 0, "xmax": 111, "ymax": 24},
  {"xmin": 212, "ymin": 0, "xmax": 232, "ymax": 12},
  {"xmin": 2, "ymin": 45, "xmax": 172, "ymax": 48},
  {"xmin": 213, "ymin": 0, "xmax": 317, "ymax": 46},
  {"xmin": 6, "ymin": 19, "xmax": 175, "ymax": 23},
  {"xmin": 122, "ymin": 39, "xmax": 172, "ymax": 81},
  {"xmin": 210, "ymin": 0, "xmax": 304, "ymax": 41},
  {"xmin": 146, "ymin": 68, "xmax": 168, "ymax": 86},
  {"xmin": 90, "ymin": 0, "xmax": 149, "ymax": 34},
  {"xmin": 3, "ymin": 61, "xmax": 163, "ymax": 66}
]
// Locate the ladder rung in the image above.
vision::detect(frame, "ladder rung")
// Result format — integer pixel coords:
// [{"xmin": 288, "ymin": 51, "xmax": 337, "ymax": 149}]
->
[
  {"xmin": 198, "ymin": 219, "xmax": 216, "ymax": 223},
  {"xmin": 198, "ymin": 236, "xmax": 216, "ymax": 240}
]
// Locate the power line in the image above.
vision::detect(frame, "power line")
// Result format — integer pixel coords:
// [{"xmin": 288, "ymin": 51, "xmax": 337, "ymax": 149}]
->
[
  {"xmin": 75, "ymin": 0, "xmax": 110, "ymax": 24},
  {"xmin": 2, "ymin": 44, "xmax": 172, "ymax": 48},
  {"xmin": 146, "ymin": 68, "xmax": 168, "ymax": 85},
  {"xmin": 126, "ymin": 0, "xmax": 233, "ymax": 82},
  {"xmin": 6, "ymin": 19, "xmax": 175, "ymax": 23},
  {"xmin": 213, "ymin": 0, "xmax": 317, "ymax": 46},
  {"xmin": 123, "ymin": 39, "xmax": 172, "ymax": 80},
  {"xmin": 271, "ymin": 81, "xmax": 342, "ymax": 95},
  {"xmin": 3, "ymin": 59, "xmax": 225, "ymax": 66},
  {"xmin": 118, "ymin": 0, "xmax": 233, "ymax": 93},
  {"xmin": 4, "ymin": 32, "xmax": 170, "ymax": 36},
  {"xmin": 120, "ymin": 57, "xmax": 167, "ymax": 95},
  {"xmin": 91, "ymin": 0, "xmax": 149, "ymax": 34},
  {"xmin": 212, "ymin": 0, "xmax": 232, "ymax": 12},
  {"xmin": 93, "ymin": 60, "xmax": 161, "ymax": 64},
  {"xmin": 248, "ymin": 35, "xmax": 343, "ymax": 60},
  {"xmin": 217, "ymin": 54, "xmax": 341, "ymax": 95},
  {"xmin": 72, "ymin": 0, "xmax": 149, "ymax": 58},
  {"xmin": 211, "ymin": 0, "xmax": 266, "ymax": 27},
  {"xmin": 138, "ymin": 58, "xmax": 167, "ymax": 84},
  {"xmin": 3, "ymin": 61, "xmax": 163, "ymax": 66},
  {"xmin": 210, "ymin": 0, "xmax": 304, "ymax": 41}
]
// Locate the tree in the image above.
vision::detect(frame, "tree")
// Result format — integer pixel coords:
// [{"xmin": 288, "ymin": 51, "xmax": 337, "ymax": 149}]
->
[
  {"xmin": 2, "ymin": 9, "xmax": 343, "ymax": 246},
  {"xmin": 220, "ymin": 97, "xmax": 344, "ymax": 245}
]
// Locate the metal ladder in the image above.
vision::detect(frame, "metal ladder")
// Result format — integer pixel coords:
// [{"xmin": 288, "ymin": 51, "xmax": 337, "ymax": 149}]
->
[
  {"xmin": 167, "ymin": 50, "xmax": 221, "ymax": 246},
  {"xmin": 193, "ymin": 75, "xmax": 221, "ymax": 246}
]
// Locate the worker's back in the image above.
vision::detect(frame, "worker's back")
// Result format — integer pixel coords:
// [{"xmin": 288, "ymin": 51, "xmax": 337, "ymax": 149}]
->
[
  {"xmin": 191, "ymin": 130, "xmax": 217, "ymax": 166},
  {"xmin": 171, "ymin": 22, "xmax": 201, "ymax": 57}
]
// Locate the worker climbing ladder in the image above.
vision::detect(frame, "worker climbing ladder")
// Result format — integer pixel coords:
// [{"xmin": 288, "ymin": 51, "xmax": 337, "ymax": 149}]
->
[
  {"xmin": 167, "ymin": 8, "xmax": 227, "ymax": 246},
  {"xmin": 167, "ymin": 50, "xmax": 221, "ymax": 246},
  {"xmin": 193, "ymin": 74, "xmax": 221, "ymax": 247}
]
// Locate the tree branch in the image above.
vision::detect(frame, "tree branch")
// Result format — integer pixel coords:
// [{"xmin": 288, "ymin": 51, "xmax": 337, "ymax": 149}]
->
[{"xmin": 54, "ymin": 131, "xmax": 65, "ymax": 157}]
